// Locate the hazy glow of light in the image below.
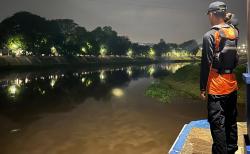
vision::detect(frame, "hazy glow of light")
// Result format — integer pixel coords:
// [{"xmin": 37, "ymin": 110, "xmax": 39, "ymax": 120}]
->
[
  {"xmin": 14, "ymin": 78, "xmax": 22, "ymax": 86},
  {"xmin": 99, "ymin": 70, "xmax": 106, "ymax": 81},
  {"xmin": 148, "ymin": 66, "xmax": 155, "ymax": 76},
  {"xmin": 165, "ymin": 63, "xmax": 190, "ymax": 73},
  {"xmin": 127, "ymin": 67, "xmax": 133, "ymax": 76},
  {"xmin": 11, "ymin": 43, "xmax": 18, "ymax": 50},
  {"xmin": 100, "ymin": 45, "xmax": 107, "ymax": 57},
  {"xmin": 81, "ymin": 77, "xmax": 86, "ymax": 83},
  {"xmin": 127, "ymin": 49, "xmax": 133, "ymax": 58},
  {"xmin": 51, "ymin": 46, "xmax": 58, "ymax": 56},
  {"xmin": 85, "ymin": 79, "xmax": 92, "ymax": 87},
  {"xmin": 8, "ymin": 85, "xmax": 20, "ymax": 97},
  {"xmin": 7, "ymin": 35, "xmax": 26, "ymax": 56},
  {"xmin": 148, "ymin": 48, "xmax": 155, "ymax": 58},
  {"xmin": 50, "ymin": 78, "xmax": 57, "ymax": 88},
  {"xmin": 87, "ymin": 42, "xmax": 92, "ymax": 49},
  {"xmin": 112, "ymin": 88, "xmax": 124, "ymax": 97},
  {"xmin": 8, "ymin": 85, "xmax": 17, "ymax": 95},
  {"xmin": 81, "ymin": 47, "xmax": 87, "ymax": 53}
]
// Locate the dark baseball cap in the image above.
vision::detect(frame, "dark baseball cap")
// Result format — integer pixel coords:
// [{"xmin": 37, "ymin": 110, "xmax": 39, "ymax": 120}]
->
[{"xmin": 207, "ymin": 1, "xmax": 227, "ymax": 14}]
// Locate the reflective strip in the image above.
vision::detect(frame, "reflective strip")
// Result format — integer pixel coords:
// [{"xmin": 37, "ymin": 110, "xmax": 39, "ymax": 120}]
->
[
  {"xmin": 223, "ymin": 46, "xmax": 237, "ymax": 50},
  {"xmin": 211, "ymin": 68, "xmax": 233, "ymax": 74}
]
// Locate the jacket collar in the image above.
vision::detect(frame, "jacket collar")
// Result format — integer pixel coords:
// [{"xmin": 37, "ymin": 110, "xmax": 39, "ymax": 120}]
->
[{"xmin": 211, "ymin": 23, "xmax": 230, "ymax": 30}]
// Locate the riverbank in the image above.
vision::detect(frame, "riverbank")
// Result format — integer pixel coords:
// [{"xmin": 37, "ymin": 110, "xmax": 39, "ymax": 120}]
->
[
  {"xmin": 0, "ymin": 56, "xmax": 200, "ymax": 70},
  {"xmin": 146, "ymin": 63, "xmax": 247, "ymax": 104},
  {"xmin": 0, "ymin": 56, "xmax": 154, "ymax": 70}
]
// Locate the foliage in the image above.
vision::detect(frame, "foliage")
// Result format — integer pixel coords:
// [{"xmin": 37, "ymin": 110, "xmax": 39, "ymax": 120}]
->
[
  {"xmin": 0, "ymin": 11, "xmax": 199, "ymax": 57},
  {"xmin": 179, "ymin": 39, "xmax": 199, "ymax": 55},
  {"xmin": 6, "ymin": 35, "xmax": 27, "ymax": 56},
  {"xmin": 146, "ymin": 63, "xmax": 246, "ymax": 104}
]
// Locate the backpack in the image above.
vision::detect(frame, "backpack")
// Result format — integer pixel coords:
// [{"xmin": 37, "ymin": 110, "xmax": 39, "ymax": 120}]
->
[{"xmin": 212, "ymin": 25, "xmax": 239, "ymax": 73}]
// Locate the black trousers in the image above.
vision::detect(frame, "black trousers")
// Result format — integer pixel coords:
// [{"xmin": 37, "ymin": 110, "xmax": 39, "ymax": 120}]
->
[{"xmin": 207, "ymin": 91, "xmax": 238, "ymax": 154}]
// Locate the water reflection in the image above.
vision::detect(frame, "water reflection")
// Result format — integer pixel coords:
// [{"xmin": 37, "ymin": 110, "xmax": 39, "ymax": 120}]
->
[
  {"xmin": 0, "ymin": 62, "xmax": 246, "ymax": 154},
  {"xmin": 0, "ymin": 63, "xmax": 191, "ymax": 122},
  {"xmin": 8, "ymin": 84, "xmax": 19, "ymax": 97},
  {"xmin": 164, "ymin": 62, "xmax": 190, "ymax": 73},
  {"xmin": 112, "ymin": 88, "xmax": 124, "ymax": 97}
]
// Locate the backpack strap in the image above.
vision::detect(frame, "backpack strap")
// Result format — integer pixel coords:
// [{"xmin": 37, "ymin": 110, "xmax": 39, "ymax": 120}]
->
[
  {"xmin": 214, "ymin": 30, "xmax": 221, "ymax": 52},
  {"xmin": 212, "ymin": 26, "xmax": 238, "ymax": 53}
]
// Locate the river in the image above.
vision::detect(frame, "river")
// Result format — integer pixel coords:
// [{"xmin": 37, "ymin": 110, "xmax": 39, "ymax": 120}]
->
[{"xmin": 0, "ymin": 63, "xmax": 245, "ymax": 154}]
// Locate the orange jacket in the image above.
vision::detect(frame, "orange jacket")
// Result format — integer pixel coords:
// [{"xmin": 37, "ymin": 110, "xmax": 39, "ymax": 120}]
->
[{"xmin": 200, "ymin": 24, "xmax": 238, "ymax": 95}]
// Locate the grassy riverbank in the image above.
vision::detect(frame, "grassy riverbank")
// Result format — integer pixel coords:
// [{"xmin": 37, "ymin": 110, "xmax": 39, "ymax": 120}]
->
[{"xmin": 146, "ymin": 63, "xmax": 247, "ymax": 104}]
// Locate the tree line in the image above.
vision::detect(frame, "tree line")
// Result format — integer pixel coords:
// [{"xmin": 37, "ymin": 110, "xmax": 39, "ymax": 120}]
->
[{"xmin": 0, "ymin": 11, "xmax": 199, "ymax": 57}]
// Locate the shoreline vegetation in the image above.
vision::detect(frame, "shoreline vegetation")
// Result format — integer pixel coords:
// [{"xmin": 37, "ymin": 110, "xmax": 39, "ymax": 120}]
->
[
  {"xmin": 0, "ymin": 55, "xmax": 200, "ymax": 70},
  {"xmin": 0, "ymin": 11, "xmax": 200, "ymax": 61},
  {"xmin": 146, "ymin": 63, "xmax": 247, "ymax": 104}
]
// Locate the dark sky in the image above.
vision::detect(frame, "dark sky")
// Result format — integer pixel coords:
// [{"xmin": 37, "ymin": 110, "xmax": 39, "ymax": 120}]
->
[{"xmin": 0, "ymin": 0, "xmax": 247, "ymax": 44}]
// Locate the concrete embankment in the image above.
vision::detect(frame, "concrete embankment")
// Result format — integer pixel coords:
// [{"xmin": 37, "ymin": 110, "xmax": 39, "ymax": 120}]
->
[{"xmin": 0, "ymin": 56, "xmax": 162, "ymax": 70}]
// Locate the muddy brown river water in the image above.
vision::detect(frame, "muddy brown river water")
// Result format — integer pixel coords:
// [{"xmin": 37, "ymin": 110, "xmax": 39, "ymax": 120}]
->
[{"xmin": 0, "ymin": 63, "xmax": 245, "ymax": 154}]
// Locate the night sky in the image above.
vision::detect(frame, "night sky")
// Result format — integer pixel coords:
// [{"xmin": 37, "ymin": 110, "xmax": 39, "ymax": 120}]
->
[{"xmin": 0, "ymin": 0, "xmax": 247, "ymax": 44}]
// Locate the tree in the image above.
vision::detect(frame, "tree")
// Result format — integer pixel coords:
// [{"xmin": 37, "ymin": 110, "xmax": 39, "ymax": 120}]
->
[
  {"xmin": 153, "ymin": 39, "xmax": 169, "ymax": 57},
  {"xmin": 6, "ymin": 35, "xmax": 27, "ymax": 56},
  {"xmin": 179, "ymin": 40, "xmax": 199, "ymax": 55}
]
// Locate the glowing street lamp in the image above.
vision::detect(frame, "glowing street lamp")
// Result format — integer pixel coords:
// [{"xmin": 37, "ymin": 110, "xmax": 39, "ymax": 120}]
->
[
  {"xmin": 148, "ymin": 48, "xmax": 156, "ymax": 58},
  {"xmin": 51, "ymin": 46, "xmax": 59, "ymax": 56},
  {"xmin": 243, "ymin": 44, "xmax": 247, "ymax": 49},
  {"xmin": 81, "ymin": 47, "xmax": 87, "ymax": 53},
  {"xmin": 7, "ymin": 84, "xmax": 20, "ymax": 98},
  {"xmin": 99, "ymin": 70, "xmax": 106, "ymax": 82},
  {"xmin": 100, "ymin": 45, "xmax": 108, "ymax": 57},
  {"xmin": 50, "ymin": 76, "xmax": 57, "ymax": 88},
  {"xmin": 127, "ymin": 67, "xmax": 133, "ymax": 77},
  {"xmin": 81, "ymin": 77, "xmax": 86, "ymax": 83},
  {"xmin": 148, "ymin": 66, "xmax": 155, "ymax": 76},
  {"xmin": 8, "ymin": 85, "xmax": 18, "ymax": 95},
  {"xmin": 127, "ymin": 48, "xmax": 133, "ymax": 58}
]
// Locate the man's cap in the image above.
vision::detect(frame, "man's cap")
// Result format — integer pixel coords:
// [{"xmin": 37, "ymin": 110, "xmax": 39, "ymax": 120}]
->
[{"xmin": 207, "ymin": 1, "xmax": 227, "ymax": 14}]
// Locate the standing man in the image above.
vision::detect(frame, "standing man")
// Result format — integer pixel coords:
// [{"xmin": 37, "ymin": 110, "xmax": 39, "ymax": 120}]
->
[{"xmin": 200, "ymin": 1, "xmax": 239, "ymax": 154}]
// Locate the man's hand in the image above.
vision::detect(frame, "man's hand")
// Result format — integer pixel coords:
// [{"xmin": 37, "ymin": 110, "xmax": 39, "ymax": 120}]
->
[{"xmin": 200, "ymin": 91, "xmax": 206, "ymax": 101}]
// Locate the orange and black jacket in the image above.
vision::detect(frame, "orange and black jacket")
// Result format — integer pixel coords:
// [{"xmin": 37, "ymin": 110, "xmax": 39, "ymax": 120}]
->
[{"xmin": 200, "ymin": 24, "xmax": 238, "ymax": 95}]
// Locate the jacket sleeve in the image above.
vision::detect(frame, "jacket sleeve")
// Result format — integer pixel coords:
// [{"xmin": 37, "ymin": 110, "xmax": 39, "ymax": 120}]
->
[{"xmin": 200, "ymin": 32, "xmax": 214, "ymax": 91}]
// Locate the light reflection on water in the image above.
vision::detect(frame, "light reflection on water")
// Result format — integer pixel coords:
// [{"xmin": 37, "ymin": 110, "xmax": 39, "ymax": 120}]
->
[
  {"xmin": 0, "ymin": 63, "xmax": 190, "ymax": 101},
  {"xmin": 1, "ymin": 62, "xmax": 212, "ymax": 154}
]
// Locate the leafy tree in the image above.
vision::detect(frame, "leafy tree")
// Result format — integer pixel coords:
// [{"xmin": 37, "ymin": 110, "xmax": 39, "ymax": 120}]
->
[{"xmin": 6, "ymin": 35, "xmax": 27, "ymax": 56}]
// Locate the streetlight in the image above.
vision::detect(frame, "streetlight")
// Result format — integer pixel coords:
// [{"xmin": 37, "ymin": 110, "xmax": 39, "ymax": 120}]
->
[
  {"xmin": 127, "ymin": 48, "xmax": 133, "ymax": 58},
  {"xmin": 100, "ymin": 45, "xmax": 107, "ymax": 57}
]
